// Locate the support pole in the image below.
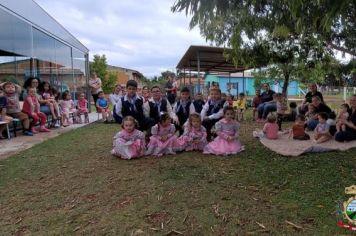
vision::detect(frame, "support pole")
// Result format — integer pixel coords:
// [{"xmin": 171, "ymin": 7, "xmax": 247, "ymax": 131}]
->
[{"xmin": 197, "ymin": 51, "xmax": 201, "ymax": 93}]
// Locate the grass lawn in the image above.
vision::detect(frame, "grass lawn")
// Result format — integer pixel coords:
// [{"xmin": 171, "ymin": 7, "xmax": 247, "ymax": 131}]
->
[{"xmin": 0, "ymin": 111, "xmax": 355, "ymax": 235}]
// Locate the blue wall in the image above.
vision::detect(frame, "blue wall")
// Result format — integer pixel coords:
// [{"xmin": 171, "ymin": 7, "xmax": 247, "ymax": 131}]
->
[{"xmin": 204, "ymin": 75, "xmax": 300, "ymax": 96}]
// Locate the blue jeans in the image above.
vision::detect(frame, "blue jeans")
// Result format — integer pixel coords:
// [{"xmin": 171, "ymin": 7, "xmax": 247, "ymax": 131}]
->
[
  {"xmin": 257, "ymin": 103, "xmax": 277, "ymax": 119},
  {"xmin": 307, "ymin": 119, "xmax": 319, "ymax": 130}
]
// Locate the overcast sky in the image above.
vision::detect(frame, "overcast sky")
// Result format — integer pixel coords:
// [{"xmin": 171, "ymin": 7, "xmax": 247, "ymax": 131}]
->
[{"xmin": 34, "ymin": 0, "xmax": 210, "ymax": 77}]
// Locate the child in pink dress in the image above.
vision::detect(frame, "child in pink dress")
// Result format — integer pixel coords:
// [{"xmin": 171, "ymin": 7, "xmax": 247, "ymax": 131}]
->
[
  {"xmin": 60, "ymin": 91, "xmax": 77, "ymax": 127},
  {"xmin": 22, "ymin": 88, "xmax": 51, "ymax": 133},
  {"xmin": 145, "ymin": 112, "xmax": 178, "ymax": 157},
  {"xmin": 253, "ymin": 113, "xmax": 279, "ymax": 139},
  {"xmin": 111, "ymin": 116, "xmax": 145, "ymax": 159},
  {"xmin": 203, "ymin": 106, "xmax": 244, "ymax": 155},
  {"xmin": 177, "ymin": 113, "xmax": 207, "ymax": 151},
  {"xmin": 77, "ymin": 92, "xmax": 89, "ymax": 123}
]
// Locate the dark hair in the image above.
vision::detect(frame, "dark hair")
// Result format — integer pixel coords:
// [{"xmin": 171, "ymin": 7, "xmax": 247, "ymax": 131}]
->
[
  {"xmin": 159, "ymin": 112, "xmax": 170, "ymax": 124},
  {"xmin": 312, "ymin": 95, "xmax": 321, "ymax": 101},
  {"xmin": 121, "ymin": 116, "xmax": 139, "ymax": 129},
  {"xmin": 126, "ymin": 80, "xmax": 138, "ymax": 88},
  {"xmin": 239, "ymin": 92, "xmax": 245, "ymax": 97},
  {"xmin": 98, "ymin": 91, "xmax": 104, "ymax": 96},
  {"xmin": 223, "ymin": 106, "xmax": 235, "ymax": 114},
  {"xmin": 296, "ymin": 114, "xmax": 306, "ymax": 122},
  {"xmin": 150, "ymin": 85, "xmax": 161, "ymax": 91},
  {"xmin": 328, "ymin": 111, "xmax": 336, "ymax": 120},
  {"xmin": 52, "ymin": 88, "xmax": 60, "ymax": 101},
  {"xmin": 23, "ymin": 77, "xmax": 41, "ymax": 89},
  {"xmin": 142, "ymin": 86, "xmax": 149, "ymax": 90},
  {"xmin": 289, "ymin": 101, "xmax": 297, "ymax": 108},
  {"xmin": 318, "ymin": 112, "xmax": 328, "ymax": 120},
  {"xmin": 180, "ymin": 87, "xmax": 190, "ymax": 93},
  {"xmin": 62, "ymin": 90, "xmax": 70, "ymax": 100},
  {"xmin": 38, "ymin": 81, "xmax": 52, "ymax": 94},
  {"xmin": 341, "ymin": 103, "xmax": 350, "ymax": 110}
]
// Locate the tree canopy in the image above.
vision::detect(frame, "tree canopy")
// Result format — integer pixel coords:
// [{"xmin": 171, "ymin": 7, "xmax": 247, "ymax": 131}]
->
[{"xmin": 172, "ymin": 0, "xmax": 355, "ymax": 93}]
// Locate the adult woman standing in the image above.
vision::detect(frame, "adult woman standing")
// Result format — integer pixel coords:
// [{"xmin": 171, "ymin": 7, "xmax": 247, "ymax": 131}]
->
[
  {"xmin": 335, "ymin": 95, "xmax": 356, "ymax": 142},
  {"xmin": 88, "ymin": 72, "xmax": 103, "ymax": 109}
]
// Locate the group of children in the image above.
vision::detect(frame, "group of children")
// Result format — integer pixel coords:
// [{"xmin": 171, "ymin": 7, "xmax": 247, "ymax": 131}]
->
[
  {"xmin": 111, "ymin": 80, "xmax": 244, "ymax": 159},
  {"xmin": 0, "ymin": 80, "xmax": 90, "ymax": 138}
]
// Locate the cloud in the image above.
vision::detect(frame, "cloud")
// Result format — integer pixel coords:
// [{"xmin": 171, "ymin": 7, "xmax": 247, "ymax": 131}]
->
[{"xmin": 34, "ymin": 0, "xmax": 209, "ymax": 77}]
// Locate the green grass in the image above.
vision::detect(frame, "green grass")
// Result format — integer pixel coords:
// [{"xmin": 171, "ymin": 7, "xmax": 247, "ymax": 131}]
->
[{"xmin": 0, "ymin": 111, "xmax": 355, "ymax": 235}]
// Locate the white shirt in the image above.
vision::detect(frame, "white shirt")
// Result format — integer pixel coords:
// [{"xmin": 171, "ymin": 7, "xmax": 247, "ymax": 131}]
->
[
  {"xmin": 144, "ymin": 97, "xmax": 178, "ymax": 123},
  {"xmin": 200, "ymin": 100, "xmax": 228, "ymax": 120}
]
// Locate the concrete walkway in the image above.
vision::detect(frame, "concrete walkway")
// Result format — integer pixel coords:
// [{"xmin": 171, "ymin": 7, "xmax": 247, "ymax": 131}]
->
[{"xmin": 0, "ymin": 113, "xmax": 100, "ymax": 160}]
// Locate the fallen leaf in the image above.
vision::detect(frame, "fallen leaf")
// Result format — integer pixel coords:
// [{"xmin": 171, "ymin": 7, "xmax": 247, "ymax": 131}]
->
[
  {"xmin": 285, "ymin": 220, "xmax": 303, "ymax": 230},
  {"xmin": 150, "ymin": 228, "xmax": 160, "ymax": 231},
  {"xmin": 183, "ymin": 212, "xmax": 189, "ymax": 223},
  {"xmin": 73, "ymin": 226, "xmax": 81, "ymax": 232},
  {"xmin": 165, "ymin": 230, "xmax": 183, "ymax": 235},
  {"xmin": 256, "ymin": 221, "xmax": 266, "ymax": 229},
  {"xmin": 15, "ymin": 218, "xmax": 22, "ymax": 224}
]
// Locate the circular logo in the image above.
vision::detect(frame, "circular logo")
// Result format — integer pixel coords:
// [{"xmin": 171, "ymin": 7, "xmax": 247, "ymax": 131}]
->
[{"xmin": 346, "ymin": 199, "xmax": 356, "ymax": 223}]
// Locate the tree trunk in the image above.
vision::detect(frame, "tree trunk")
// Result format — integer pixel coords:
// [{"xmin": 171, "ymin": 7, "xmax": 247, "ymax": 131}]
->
[{"xmin": 282, "ymin": 72, "xmax": 289, "ymax": 96}]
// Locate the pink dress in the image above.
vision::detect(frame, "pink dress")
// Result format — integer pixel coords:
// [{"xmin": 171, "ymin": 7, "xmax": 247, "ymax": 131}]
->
[
  {"xmin": 263, "ymin": 122, "xmax": 279, "ymax": 139},
  {"xmin": 146, "ymin": 123, "xmax": 178, "ymax": 156},
  {"xmin": 77, "ymin": 99, "xmax": 88, "ymax": 113},
  {"xmin": 61, "ymin": 100, "xmax": 76, "ymax": 113},
  {"xmin": 177, "ymin": 125, "xmax": 207, "ymax": 151},
  {"xmin": 203, "ymin": 119, "xmax": 243, "ymax": 155},
  {"xmin": 111, "ymin": 129, "xmax": 145, "ymax": 159}
]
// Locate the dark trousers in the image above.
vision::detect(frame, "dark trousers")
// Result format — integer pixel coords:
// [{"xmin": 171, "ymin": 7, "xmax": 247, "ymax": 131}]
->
[
  {"xmin": 335, "ymin": 130, "xmax": 356, "ymax": 142},
  {"xmin": 202, "ymin": 118, "xmax": 220, "ymax": 141}
]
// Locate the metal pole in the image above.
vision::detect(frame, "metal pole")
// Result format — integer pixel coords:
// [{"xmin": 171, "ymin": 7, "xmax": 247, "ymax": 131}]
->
[
  {"xmin": 189, "ymin": 61, "xmax": 192, "ymax": 95},
  {"xmin": 197, "ymin": 51, "xmax": 200, "ymax": 93},
  {"xmin": 183, "ymin": 68, "xmax": 186, "ymax": 86},
  {"xmin": 242, "ymin": 70, "xmax": 245, "ymax": 95}
]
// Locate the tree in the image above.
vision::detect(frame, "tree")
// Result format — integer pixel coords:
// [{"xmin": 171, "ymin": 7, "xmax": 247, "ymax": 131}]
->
[
  {"xmin": 172, "ymin": 0, "xmax": 355, "ymax": 94},
  {"xmin": 90, "ymin": 54, "xmax": 107, "ymax": 83},
  {"xmin": 102, "ymin": 71, "xmax": 118, "ymax": 94}
]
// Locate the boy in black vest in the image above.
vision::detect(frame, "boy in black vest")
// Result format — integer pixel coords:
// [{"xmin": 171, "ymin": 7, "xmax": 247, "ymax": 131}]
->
[
  {"xmin": 201, "ymin": 88, "xmax": 227, "ymax": 141},
  {"xmin": 144, "ymin": 86, "xmax": 178, "ymax": 125},
  {"xmin": 115, "ymin": 80, "xmax": 154, "ymax": 131},
  {"xmin": 193, "ymin": 92, "xmax": 205, "ymax": 114},
  {"xmin": 173, "ymin": 87, "xmax": 196, "ymax": 135}
]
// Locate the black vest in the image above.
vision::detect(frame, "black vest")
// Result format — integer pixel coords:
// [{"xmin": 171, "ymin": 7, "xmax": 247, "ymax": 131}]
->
[
  {"xmin": 121, "ymin": 96, "xmax": 144, "ymax": 122},
  {"xmin": 149, "ymin": 99, "xmax": 168, "ymax": 123},
  {"xmin": 206, "ymin": 100, "xmax": 225, "ymax": 117},
  {"xmin": 176, "ymin": 100, "xmax": 191, "ymax": 125},
  {"xmin": 193, "ymin": 100, "xmax": 205, "ymax": 114}
]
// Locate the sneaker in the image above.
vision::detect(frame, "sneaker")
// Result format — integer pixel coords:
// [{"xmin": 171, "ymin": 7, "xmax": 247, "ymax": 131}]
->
[
  {"xmin": 39, "ymin": 127, "xmax": 51, "ymax": 132},
  {"xmin": 31, "ymin": 127, "xmax": 39, "ymax": 134},
  {"xmin": 54, "ymin": 123, "xmax": 61, "ymax": 128},
  {"xmin": 23, "ymin": 130, "xmax": 33, "ymax": 136}
]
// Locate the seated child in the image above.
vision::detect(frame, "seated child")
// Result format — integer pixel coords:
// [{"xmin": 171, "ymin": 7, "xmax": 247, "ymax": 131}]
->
[
  {"xmin": 111, "ymin": 116, "xmax": 145, "ymax": 159},
  {"xmin": 22, "ymin": 88, "xmax": 51, "ymax": 133},
  {"xmin": 2, "ymin": 82, "xmax": 32, "ymax": 136},
  {"xmin": 233, "ymin": 92, "xmax": 246, "ymax": 121},
  {"xmin": 201, "ymin": 88, "xmax": 227, "ymax": 141},
  {"xmin": 38, "ymin": 81, "xmax": 60, "ymax": 127},
  {"xmin": 0, "ymin": 88, "xmax": 13, "ymax": 139},
  {"xmin": 226, "ymin": 94, "xmax": 234, "ymax": 107},
  {"xmin": 305, "ymin": 104, "xmax": 317, "ymax": 122},
  {"xmin": 60, "ymin": 91, "xmax": 77, "ymax": 127},
  {"xmin": 253, "ymin": 113, "xmax": 279, "ymax": 139},
  {"xmin": 96, "ymin": 91, "xmax": 113, "ymax": 123},
  {"xmin": 177, "ymin": 113, "xmax": 207, "ymax": 151},
  {"xmin": 336, "ymin": 103, "xmax": 350, "ymax": 132},
  {"xmin": 289, "ymin": 114, "xmax": 310, "ymax": 140},
  {"xmin": 173, "ymin": 87, "xmax": 195, "ymax": 135},
  {"xmin": 251, "ymin": 89, "xmax": 262, "ymax": 121},
  {"xmin": 146, "ymin": 112, "xmax": 178, "ymax": 157},
  {"xmin": 314, "ymin": 112, "xmax": 331, "ymax": 144},
  {"xmin": 203, "ymin": 106, "xmax": 244, "ymax": 155},
  {"xmin": 77, "ymin": 92, "xmax": 89, "ymax": 123}
]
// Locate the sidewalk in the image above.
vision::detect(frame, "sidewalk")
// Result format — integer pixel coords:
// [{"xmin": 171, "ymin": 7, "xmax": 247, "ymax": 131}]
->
[{"xmin": 0, "ymin": 113, "xmax": 100, "ymax": 160}]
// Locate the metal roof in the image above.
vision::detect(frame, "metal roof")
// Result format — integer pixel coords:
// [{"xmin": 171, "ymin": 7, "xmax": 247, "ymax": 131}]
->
[{"xmin": 176, "ymin": 45, "xmax": 245, "ymax": 73}]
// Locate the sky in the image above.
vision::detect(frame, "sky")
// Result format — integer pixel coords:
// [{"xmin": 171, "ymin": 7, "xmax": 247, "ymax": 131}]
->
[{"xmin": 34, "ymin": 0, "xmax": 210, "ymax": 78}]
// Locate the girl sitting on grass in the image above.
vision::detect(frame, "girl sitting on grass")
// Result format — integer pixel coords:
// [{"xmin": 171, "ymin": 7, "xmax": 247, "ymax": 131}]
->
[
  {"xmin": 203, "ymin": 106, "xmax": 244, "ymax": 155},
  {"xmin": 111, "ymin": 116, "xmax": 145, "ymax": 159},
  {"xmin": 177, "ymin": 113, "xmax": 207, "ymax": 151},
  {"xmin": 145, "ymin": 112, "xmax": 178, "ymax": 157}
]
